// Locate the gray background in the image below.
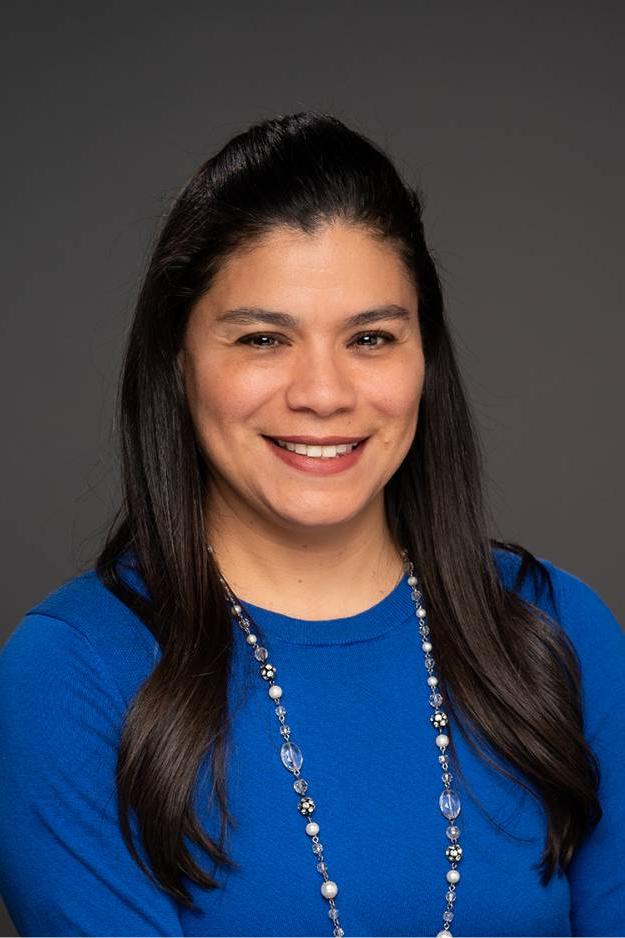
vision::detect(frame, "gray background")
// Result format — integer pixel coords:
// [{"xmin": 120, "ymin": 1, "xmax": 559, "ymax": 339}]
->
[{"xmin": 1, "ymin": 2, "xmax": 623, "ymax": 934}]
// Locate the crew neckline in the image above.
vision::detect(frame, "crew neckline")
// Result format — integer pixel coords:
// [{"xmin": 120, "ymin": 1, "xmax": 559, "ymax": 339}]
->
[
  {"xmin": 234, "ymin": 570, "xmax": 416, "ymax": 646},
  {"xmin": 117, "ymin": 548, "xmax": 417, "ymax": 646}
]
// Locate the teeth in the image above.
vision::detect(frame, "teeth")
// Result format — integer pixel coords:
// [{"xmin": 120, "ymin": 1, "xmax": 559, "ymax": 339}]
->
[{"xmin": 275, "ymin": 440, "xmax": 359, "ymax": 458}]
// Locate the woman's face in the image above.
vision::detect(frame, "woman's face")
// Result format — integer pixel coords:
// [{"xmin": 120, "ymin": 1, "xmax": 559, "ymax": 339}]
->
[{"xmin": 177, "ymin": 222, "xmax": 425, "ymax": 538}]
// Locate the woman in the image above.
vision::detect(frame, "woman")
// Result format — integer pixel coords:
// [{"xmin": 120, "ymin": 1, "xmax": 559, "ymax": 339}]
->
[{"xmin": 1, "ymin": 111, "xmax": 623, "ymax": 938}]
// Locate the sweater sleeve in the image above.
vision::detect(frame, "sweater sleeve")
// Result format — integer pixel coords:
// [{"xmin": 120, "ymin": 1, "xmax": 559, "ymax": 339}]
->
[
  {"xmin": 0, "ymin": 613, "xmax": 184, "ymax": 937},
  {"xmin": 549, "ymin": 567, "xmax": 625, "ymax": 937}
]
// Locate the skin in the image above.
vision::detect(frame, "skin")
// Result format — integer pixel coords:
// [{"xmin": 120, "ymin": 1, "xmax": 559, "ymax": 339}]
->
[{"xmin": 177, "ymin": 221, "xmax": 425, "ymax": 619}]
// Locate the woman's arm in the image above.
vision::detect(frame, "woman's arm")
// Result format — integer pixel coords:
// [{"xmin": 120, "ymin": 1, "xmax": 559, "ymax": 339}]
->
[
  {"xmin": 0, "ymin": 613, "xmax": 184, "ymax": 937},
  {"xmin": 546, "ymin": 564, "xmax": 625, "ymax": 937}
]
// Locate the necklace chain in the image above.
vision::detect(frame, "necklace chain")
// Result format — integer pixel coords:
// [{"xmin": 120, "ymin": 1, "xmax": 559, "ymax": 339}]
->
[{"xmin": 215, "ymin": 547, "xmax": 462, "ymax": 937}]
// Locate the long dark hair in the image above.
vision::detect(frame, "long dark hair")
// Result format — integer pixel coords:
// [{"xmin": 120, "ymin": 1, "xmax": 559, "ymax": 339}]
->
[{"xmin": 94, "ymin": 111, "xmax": 601, "ymax": 909}]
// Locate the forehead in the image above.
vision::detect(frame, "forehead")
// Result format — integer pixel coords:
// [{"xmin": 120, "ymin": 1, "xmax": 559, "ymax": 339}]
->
[{"xmin": 202, "ymin": 223, "xmax": 416, "ymax": 311}]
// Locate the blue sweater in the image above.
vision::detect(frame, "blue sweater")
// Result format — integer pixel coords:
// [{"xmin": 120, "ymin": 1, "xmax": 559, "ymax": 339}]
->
[{"xmin": 1, "ymin": 548, "xmax": 624, "ymax": 938}]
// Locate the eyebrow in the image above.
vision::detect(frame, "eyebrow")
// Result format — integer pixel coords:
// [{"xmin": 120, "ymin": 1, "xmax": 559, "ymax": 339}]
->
[{"xmin": 214, "ymin": 304, "xmax": 414, "ymax": 329}]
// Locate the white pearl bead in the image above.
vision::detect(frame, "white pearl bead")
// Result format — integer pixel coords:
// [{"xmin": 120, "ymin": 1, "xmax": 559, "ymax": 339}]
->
[
  {"xmin": 446, "ymin": 869, "xmax": 460, "ymax": 884},
  {"xmin": 233, "ymin": 604, "xmax": 242, "ymax": 613},
  {"xmin": 436, "ymin": 734, "xmax": 450, "ymax": 748},
  {"xmin": 427, "ymin": 676, "xmax": 438, "ymax": 686},
  {"xmin": 417, "ymin": 607, "xmax": 427, "ymax": 618},
  {"xmin": 321, "ymin": 880, "xmax": 338, "ymax": 899},
  {"xmin": 437, "ymin": 931, "xmax": 453, "ymax": 937},
  {"xmin": 407, "ymin": 575, "xmax": 417, "ymax": 586},
  {"xmin": 422, "ymin": 641, "xmax": 433, "ymax": 653},
  {"xmin": 268, "ymin": 685, "xmax": 282, "ymax": 699},
  {"xmin": 305, "ymin": 822, "xmax": 319, "ymax": 836},
  {"xmin": 246, "ymin": 633, "xmax": 257, "ymax": 644}
]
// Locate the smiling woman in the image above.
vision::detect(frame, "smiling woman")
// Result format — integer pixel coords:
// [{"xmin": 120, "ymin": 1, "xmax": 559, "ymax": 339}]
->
[{"xmin": 1, "ymin": 111, "xmax": 624, "ymax": 938}]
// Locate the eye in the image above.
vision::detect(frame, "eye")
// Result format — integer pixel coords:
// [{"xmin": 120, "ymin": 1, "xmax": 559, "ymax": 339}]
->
[
  {"xmin": 237, "ymin": 333, "xmax": 284, "ymax": 350},
  {"xmin": 351, "ymin": 330, "xmax": 396, "ymax": 349}
]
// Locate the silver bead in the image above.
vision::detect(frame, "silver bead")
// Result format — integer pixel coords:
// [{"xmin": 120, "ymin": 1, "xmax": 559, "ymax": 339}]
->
[
  {"xmin": 297, "ymin": 796, "xmax": 315, "ymax": 816},
  {"xmin": 431, "ymin": 711, "xmax": 449, "ymax": 729},
  {"xmin": 446, "ymin": 843, "xmax": 463, "ymax": 863}
]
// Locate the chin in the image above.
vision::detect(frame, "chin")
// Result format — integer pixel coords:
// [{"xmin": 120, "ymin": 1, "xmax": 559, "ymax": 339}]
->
[{"xmin": 264, "ymin": 497, "xmax": 370, "ymax": 529}]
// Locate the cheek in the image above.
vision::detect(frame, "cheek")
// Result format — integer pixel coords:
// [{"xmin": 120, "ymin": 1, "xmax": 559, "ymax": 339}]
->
[
  {"xmin": 368, "ymin": 362, "xmax": 424, "ymax": 417},
  {"xmin": 189, "ymin": 362, "xmax": 277, "ymax": 426}
]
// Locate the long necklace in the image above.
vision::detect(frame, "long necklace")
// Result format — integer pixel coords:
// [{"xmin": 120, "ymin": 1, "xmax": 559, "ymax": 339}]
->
[{"xmin": 214, "ymin": 547, "xmax": 463, "ymax": 937}]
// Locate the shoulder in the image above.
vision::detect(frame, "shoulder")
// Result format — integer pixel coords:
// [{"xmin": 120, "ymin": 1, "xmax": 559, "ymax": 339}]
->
[
  {"xmin": 1, "ymin": 556, "xmax": 157, "ymax": 712},
  {"xmin": 492, "ymin": 545, "xmax": 625, "ymax": 737},
  {"xmin": 492, "ymin": 543, "xmax": 623, "ymax": 637}
]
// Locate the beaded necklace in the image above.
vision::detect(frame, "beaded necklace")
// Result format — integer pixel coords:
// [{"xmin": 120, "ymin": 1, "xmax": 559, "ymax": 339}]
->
[{"xmin": 214, "ymin": 547, "xmax": 463, "ymax": 937}]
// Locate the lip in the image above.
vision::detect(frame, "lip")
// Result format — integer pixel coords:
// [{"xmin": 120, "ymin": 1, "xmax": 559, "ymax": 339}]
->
[
  {"xmin": 263, "ymin": 435, "xmax": 368, "ymax": 445},
  {"xmin": 263, "ymin": 435, "xmax": 369, "ymax": 475}
]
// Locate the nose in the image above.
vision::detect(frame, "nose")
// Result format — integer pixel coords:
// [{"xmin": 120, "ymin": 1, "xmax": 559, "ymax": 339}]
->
[{"xmin": 283, "ymin": 343, "xmax": 358, "ymax": 416}]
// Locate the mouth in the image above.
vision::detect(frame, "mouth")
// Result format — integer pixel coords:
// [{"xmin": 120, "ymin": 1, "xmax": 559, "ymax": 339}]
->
[{"xmin": 262, "ymin": 436, "xmax": 367, "ymax": 457}]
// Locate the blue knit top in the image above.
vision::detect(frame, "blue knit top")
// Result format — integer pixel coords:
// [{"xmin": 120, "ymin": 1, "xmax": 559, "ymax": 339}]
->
[{"xmin": 1, "ymin": 548, "xmax": 623, "ymax": 937}]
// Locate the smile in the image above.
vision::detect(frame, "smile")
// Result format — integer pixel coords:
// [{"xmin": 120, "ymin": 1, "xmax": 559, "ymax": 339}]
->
[
  {"xmin": 262, "ymin": 435, "xmax": 369, "ymax": 474},
  {"xmin": 272, "ymin": 439, "xmax": 362, "ymax": 459}
]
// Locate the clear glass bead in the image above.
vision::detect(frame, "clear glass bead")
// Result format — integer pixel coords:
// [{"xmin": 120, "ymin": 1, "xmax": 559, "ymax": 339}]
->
[
  {"xmin": 334, "ymin": 929, "xmax": 345, "ymax": 937},
  {"xmin": 446, "ymin": 825, "xmax": 461, "ymax": 839},
  {"xmin": 429, "ymin": 692, "xmax": 443, "ymax": 707},
  {"xmin": 439, "ymin": 789, "xmax": 461, "ymax": 820},
  {"xmin": 280, "ymin": 741, "xmax": 303, "ymax": 772},
  {"xmin": 442, "ymin": 772, "xmax": 453, "ymax": 784},
  {"xmin": 316, "ymin": 861, "xmax": 327, "ymax": 873},
  {"xmin": 279, "ymin": 725, "xmax": 291, "ymax": 738},
  {"xmin": 424, "ymin": 655, "xmax": 435, "ymax": 669},
  {"xmin": 438, "ymin": 755, "xmax": 447, "ymax": 764},
  {"xmin": 446, "ymin": 889, "xmax": 457, "ymax": 903},
  {"xmin": 444, "ymin": 910, "xmax": 454, "ymax": 923},
  {"xmin": 329, "ymin": 908, "xmax": 340, "ymax": 922},
  {"xmin": 275, "ymin": 705, "xmax": 286, "ymax": 717},
  {"xmin": 419, "ymin": 624, "xmax": 430, "ymax": 636},
  {"xmin": 312, "ymin": 842, "xmax": 324, "ymax": 855},
  {"xmin": 294, "ymin": 778, "xmax": 308, "ymax": 794},
  {"xmin": 254, "ymin": 646, "xmax": 268, "ymax": 661}
]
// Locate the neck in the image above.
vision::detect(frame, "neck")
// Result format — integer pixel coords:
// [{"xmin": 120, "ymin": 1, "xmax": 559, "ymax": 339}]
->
[{"xmin": 205, "ymin": 501, "xmax": 405, "ymax": 620}]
